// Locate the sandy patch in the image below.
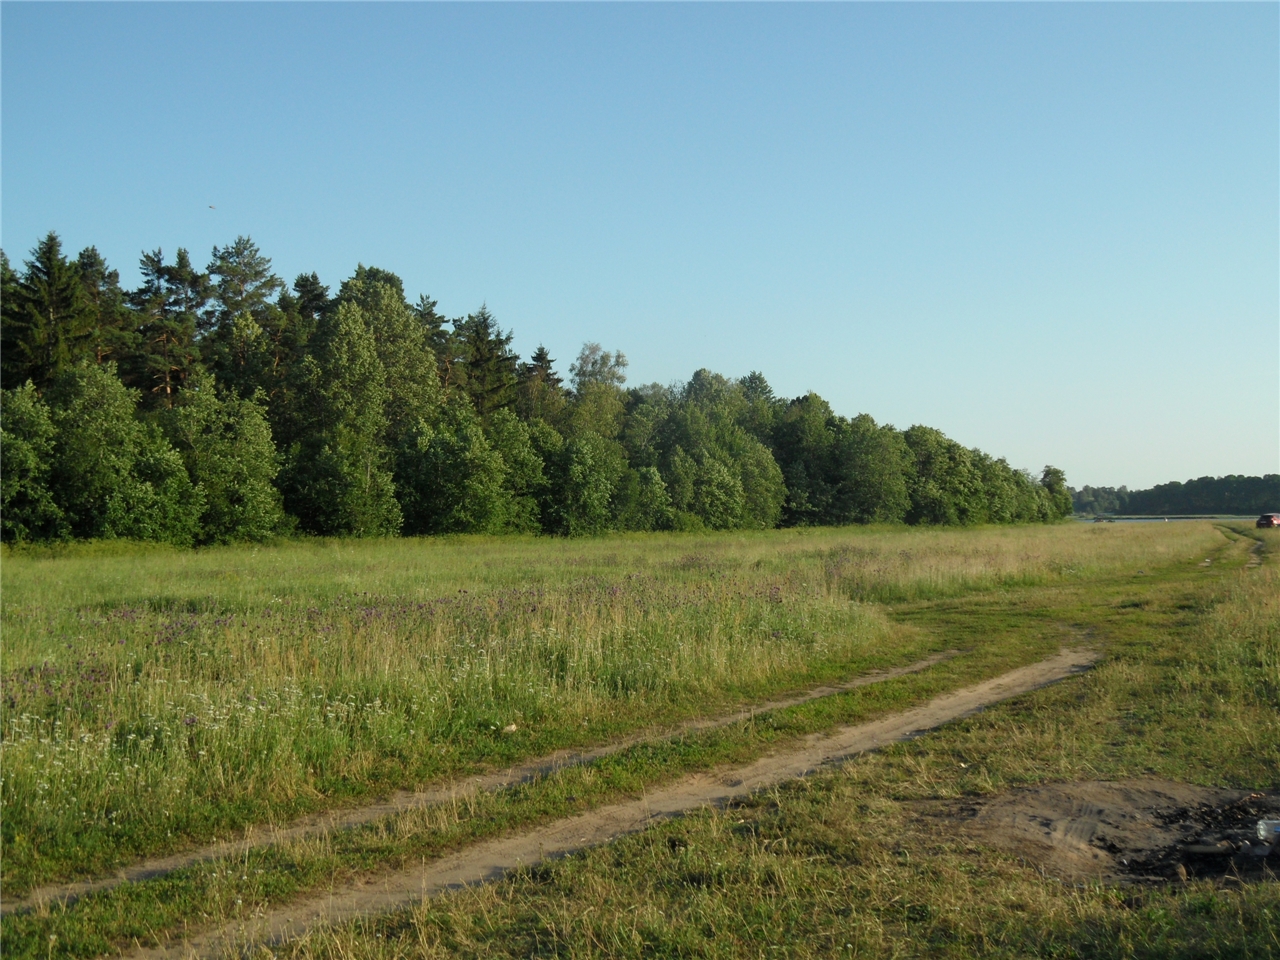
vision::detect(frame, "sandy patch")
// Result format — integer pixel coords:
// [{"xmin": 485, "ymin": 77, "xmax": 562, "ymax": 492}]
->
[{"xmin": 950, "ymin": 779, "xmax": 1280, "ymax": 884}]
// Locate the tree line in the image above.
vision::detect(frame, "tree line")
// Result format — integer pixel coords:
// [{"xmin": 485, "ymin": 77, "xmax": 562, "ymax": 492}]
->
[
  {"xmin": 1071, "ymin": 475, "xmax": 1280, "ymax": 517},
  {"xmin": 1, "ymin": 232, "xmax": 1072, "ymax": 546}
]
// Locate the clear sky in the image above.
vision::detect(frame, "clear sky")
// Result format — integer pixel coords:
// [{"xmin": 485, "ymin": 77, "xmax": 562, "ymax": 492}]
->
[{"xmin": 3, "ymin": 2, "xmax": 1276, "ymax": 490}]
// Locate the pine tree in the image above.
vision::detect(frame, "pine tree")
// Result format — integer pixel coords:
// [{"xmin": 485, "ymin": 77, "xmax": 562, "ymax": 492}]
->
[
  {"xmin": 76, "ymin": 247, "xmax": 137, "ymax": 367},
  {"xmin": 0, "ymin": 252, "xmax": 21, "ymax": 388},
  {"xmin": 520, "ymin": 345, "xmax": 563, "ymax": 389},
  {"xmin": 125, "ymin": 249, "xmax": 207, "ymax": 407},
  {"xmin": 269, "ymin": 273, "xmax": 331, "ymax": 450},
  {"xmin": 205, "ymin": 236, "xmax": 283, "ymax": 332},
  {"xmin": 1, "ymin": 233, "xmax": 96, "ymax": 390},
  {"xmin": 516, "ymin": 345, "xmax": 567, "ymax": 423},
  {"xmin": 455, "ymin": 305, "xmax": 518, "ymax": 417},
  {"xmin": 412, "ymin": 294, "xmax": 461, "ymax": 389},
  {"xmin": 203, "ymin": 238, "xmax": 286, "ymax": 399}
]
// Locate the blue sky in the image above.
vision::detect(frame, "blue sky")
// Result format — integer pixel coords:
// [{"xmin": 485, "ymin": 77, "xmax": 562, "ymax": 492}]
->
[{"xmin": 3, "ymin": 3, "xmax": 1276, "ymax": 489}]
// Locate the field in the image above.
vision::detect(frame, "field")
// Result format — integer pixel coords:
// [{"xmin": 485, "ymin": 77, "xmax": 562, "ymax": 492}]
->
[{"xmin": 3, "ymin": 521, "xmax": 1277, "ymax": 958}]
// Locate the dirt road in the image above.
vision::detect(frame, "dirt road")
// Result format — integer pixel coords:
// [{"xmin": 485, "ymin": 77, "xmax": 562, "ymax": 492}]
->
[
  {"xmin": 8, "ymin": 652, "xmax": 954, "ymax": 915},
  {"xmin": 124, "ymin": 648, "xmax": 1096, "ymax": 960}
]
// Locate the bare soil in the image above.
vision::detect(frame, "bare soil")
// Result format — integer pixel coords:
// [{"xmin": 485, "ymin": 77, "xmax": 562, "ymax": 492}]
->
[
  {"xmin": 121, "ymin": 648, "xmax": 1096, "ymax": 960},
  {"xmin": 946, "ymin": 779, "xmax": 1280, "ymax": 884}
]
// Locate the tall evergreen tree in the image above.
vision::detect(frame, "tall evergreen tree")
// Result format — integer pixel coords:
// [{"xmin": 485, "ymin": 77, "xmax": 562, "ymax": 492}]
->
[
  {"xmin": 520, "ymin": 345, "xmax": 563, "ymax": 389},
  {"xmin": 455, "ymin": 305, "xmax": 518, "ymax": 417},
  {"xmin": 0, "ymin": 251, "xmax": 20, "ymax": 386},
  {"xmin": 1, "ymin": 233, "xmax": 96, "ymax": 391},
  {"xmin": 412, "ymin": 294, "xmax": 461, "ymax": 389},
  {"xmin": 75, "ymin": 247, "xmax": 136, "ymax": 366},
  {"xmin": 269, "ymin": 273, "xmax": 331, "ymax": 449},
  {"xmin": 202, "ymin": 237, "xmax": 288, "ymax": 400},
  {"xmin": 291, "ymin": 272, "xmax": 332, "ymax": 328},
  {"xmin": 516, "ymin": 345, "xmax": 567, "ymax": 423},
  {"xmin": 204, "ymin": 236, "xmax": 284, "ymax": 332},
  {"xmin": 125, "ymin": 249, "xmax": 207, "ymax": 407}
]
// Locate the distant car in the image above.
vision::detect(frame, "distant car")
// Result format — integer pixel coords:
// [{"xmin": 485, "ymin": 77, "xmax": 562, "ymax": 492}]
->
[{"xmin": 1257, "ymin": 513, "xmax": 1280, "ymax": 528}]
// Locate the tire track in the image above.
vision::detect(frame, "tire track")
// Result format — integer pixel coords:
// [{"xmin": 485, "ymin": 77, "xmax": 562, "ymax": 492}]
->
[
  {"xmin": 124, "ymin": 648, "xmax": 1096, "ymax": 960},
  {"xmin": 7, "ymin": 651, "xmax": 954, "ymax": 915}
]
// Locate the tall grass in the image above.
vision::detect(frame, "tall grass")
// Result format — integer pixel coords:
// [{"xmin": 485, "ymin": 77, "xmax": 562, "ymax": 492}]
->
[
  {"xmin": 260, "ymin": 532, "xmax": 1280, "ymax": 960},
  {"xmin": 0, "ymin": 523, "xmax": 1223, "ymax": 891}
]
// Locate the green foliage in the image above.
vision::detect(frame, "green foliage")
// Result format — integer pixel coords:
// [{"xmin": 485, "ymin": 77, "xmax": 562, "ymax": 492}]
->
[
  {"xmin": 1039, "ymin": 465, "xmax": 1073, "ymax": 519},
  {"xmin": 159, "ymin": 375, "xmax": 284, "ymax": 543},
  {"xmin": 549, "ymin": 432, "xmax": 628, "ymax": 536},
  {"xmin": 2, "ymin": 230, "xmax": 1074, "ymax": 544},
  {"xmin": 205, "ymin": 236, "xmax": 284, "ymax": 331},
  {"xmin": 1071, "ymin": 484, "xmax": 1129, "ymax": 517},
  {"xmin": 569, "ymin": 342, "xmax": 628, "ymax": 390},
  {"xmin": 202, "ymin": 237, "xmax": 289, "ymax": 401},
  {"xmin": 829, "ymin": 414, "xmax": 911, "ymax": 524},
  {"xmin": 334, "ymin": 268, "xmax": 442, "ymax": 446},
  {"xmin": 1075, "ymin": 474, "xmax": 1280, "ymax": 517},
  {"xmin": 124, "ymin": 249, "xmax": 208, "ymax": 408},
  {"xmin": 675, "ymin": 450, "xmax": 747, "ymax": 529},
  {"xmin": 280, "ymin": 303, "xmax": 400, "ymax": 537},
  {"xmin": 902, "ymin": 425, "xmax": 984, "ymax": 526},
  {"xmin": 75, "ymin": 247, "xmax": 137, "ymax": 369},
  {"xmin": 398, "ymin": 399, "xmax": 512, "ymax": 535},
  {"xmin": 266, "ymin": 273, "xmax": 331, "ymax": 451},
  {"xmin": 485, "ymin": 408, "xmax": 547, "ymax": 533},
  {"xmin": 516, "ymin": 345, "xmax": 567, "ymax": 423},
  {"xmin": 565, "ymin": 381, "xmax": 628, "ymax": 439},
  {"xmin": 612, "ymin": 465, "xmax": 675, "ymax": 531},
  {"xmin": 454, "ymin": 305, "xmax": 518, "ymax": 418},
  {"xmin": 1, "ymin": 233, "xmax": 97, "ymax": 391},
  {"xmin": 43, "ymin": 364, "xmax": 203, "ymax": 545},
  {"xmin": 773, "ymin": 393, "xmax": 839, "ymax": 525},
  {"xmin": 0, "ymin": 382, "xmax": 66, "ymax": 542},
  {"xmin": 650, "ymin": 371, "xmax": 785, "ymax": 530}
]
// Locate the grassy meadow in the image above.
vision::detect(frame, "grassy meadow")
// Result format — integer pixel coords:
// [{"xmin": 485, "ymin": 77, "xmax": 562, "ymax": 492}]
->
[
  {"xmin": 4, "ymin": 520, "xmax": 1277, "ymax": 959},
  {"xmin": 279, "ymin": 525, "xmax": 1280, "ymax": 960}
]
